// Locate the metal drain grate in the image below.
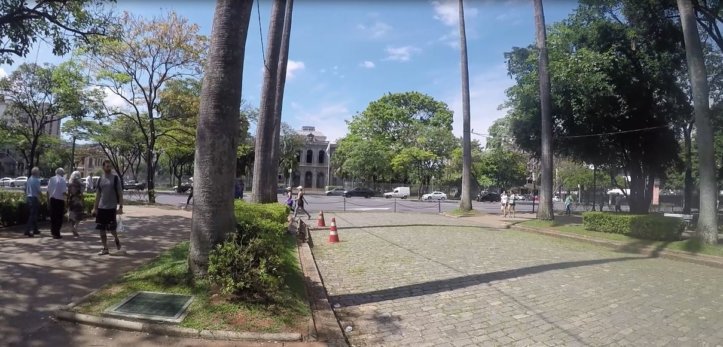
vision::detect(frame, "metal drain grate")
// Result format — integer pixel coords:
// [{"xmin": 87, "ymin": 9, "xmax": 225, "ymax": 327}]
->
[{"xmin": 105, "ymin": 291, "xmax": 194, "ymax": 323}]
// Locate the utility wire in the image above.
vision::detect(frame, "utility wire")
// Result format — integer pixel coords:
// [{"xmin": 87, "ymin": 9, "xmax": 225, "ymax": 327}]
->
[
  {"xmin": 256, "ymin": 0, "xmax": 267, "ymax": 71},
  {"xmin": 558, "ymin": 125, "xmax": 667, "ymax": 139}
]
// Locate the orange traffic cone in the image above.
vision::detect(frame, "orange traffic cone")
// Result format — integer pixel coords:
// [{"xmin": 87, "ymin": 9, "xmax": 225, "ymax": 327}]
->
[
  {"xmin": 328, "ymin": 218, "xmax": 340, "ymax": 243},
  {"xmin": 317, "ymin": 211, "xmax": 326, "ymax": 227}
]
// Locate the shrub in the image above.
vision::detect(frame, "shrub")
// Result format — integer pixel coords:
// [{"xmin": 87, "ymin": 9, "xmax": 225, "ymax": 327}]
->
[
  {"xmin": 209, "ymin": 201, "xmax": 290, "ymax": 301},
  {"xmin": 583, "ymin": 212, "xmax": 684, "ymax": 241},
  {"xmin": 0, "ymin": 191, "xmax": 48, "ymax": 227}
]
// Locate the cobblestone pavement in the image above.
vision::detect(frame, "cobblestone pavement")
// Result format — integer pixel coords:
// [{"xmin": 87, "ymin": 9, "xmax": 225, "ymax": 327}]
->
[{"xmin": 310, "ymin": 212, "xmax": 723, "ymax": 347}]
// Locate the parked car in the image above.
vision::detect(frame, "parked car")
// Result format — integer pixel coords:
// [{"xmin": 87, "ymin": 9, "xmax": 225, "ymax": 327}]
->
[
  {"xmin": 39, "ymin": 177, "xmax": 49, "ymax": 186},
  {"xmin": 477, "ymin": 192, "xmax": 501, "ymax": 202},
  {"xmin": 343, "ymin": 187, "xmax": 375, "ymax": 198},
  {"xmin": 553, "ymin": 196, "xmax": 561, "ymax": 202},
  {"xmin": 422, "ymin": 191, "xmax": 447, "ymax": 200},
  {"xmin": 123, "ymin": 180, "xmax": 146, "ymax": 190},
  {"xmin": 13, "ymin": 176, "xmax": 28, "ymax": 188},
  {"xmin": 0, "ymin": 177, "xmax": 14, "ymax": 187},
  {"xmin": 325, "ymin": 187, "xmax": 345, "ymax": 196}
]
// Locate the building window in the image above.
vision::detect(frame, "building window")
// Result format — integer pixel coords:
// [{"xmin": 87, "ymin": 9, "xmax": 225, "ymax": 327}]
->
[
  {"xmin": 304, "ymin": 171, "xmax": 313, "ymax": 188},
  {"xmin": 318, "ymin": 150, "xmax": 325, "ymax": 164},
  {"xmin": 306, "ymin": 150, "xmax": 313, "ymax": 164},
  {"xmin": 296, "ymin": 151, "xmax": 301, "ymax": 163}
]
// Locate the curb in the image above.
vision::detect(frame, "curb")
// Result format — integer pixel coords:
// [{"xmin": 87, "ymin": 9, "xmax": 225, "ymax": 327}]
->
[
  {"xmin": 297, "ymin": 225, "xmax": 349, "ymax": 347},
  {"xmin": 513, "ymin": 225, "xmax": 723, "ymax": 269},
  {"xmin": 54, "ymin": 310, "xmax": 302, "ymax": 341}
]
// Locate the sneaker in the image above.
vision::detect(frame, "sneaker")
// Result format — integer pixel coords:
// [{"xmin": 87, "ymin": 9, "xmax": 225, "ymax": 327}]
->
[
  {"xmin": 25, "ymin": 232, "xmax": 34, "ymax": 238},
  {"xmin": 97, "ymin": 249, "xmax": 109, "ymax": 255}
]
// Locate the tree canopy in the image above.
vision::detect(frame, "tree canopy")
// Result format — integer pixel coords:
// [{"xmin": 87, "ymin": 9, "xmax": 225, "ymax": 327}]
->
[{"xmin": 0, "ymin": 0, "xmax": 116, "ymax": 64}]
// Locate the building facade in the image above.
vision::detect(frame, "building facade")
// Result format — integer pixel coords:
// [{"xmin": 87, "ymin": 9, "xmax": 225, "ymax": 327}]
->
[{"xmin": 290, "ymin": 126, "xmax": 338, "ymax": 190}]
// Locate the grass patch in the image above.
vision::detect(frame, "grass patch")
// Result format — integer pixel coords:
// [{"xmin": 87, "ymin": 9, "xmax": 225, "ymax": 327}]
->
[
  {"xmin": 520, "ymin": 220, "xmax": 723, "ymax": 257},
  {"xmin": 447, "ymin": 208, "xmax": 481, "ymax": 217},
  {"xmin": 74, "ymin": 239, "xmax": 310, "ymax": 333}
]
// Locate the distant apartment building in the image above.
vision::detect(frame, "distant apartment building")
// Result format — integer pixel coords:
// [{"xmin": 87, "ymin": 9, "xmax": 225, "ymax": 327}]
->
[{"xmin": 290, "ymin": 126, "xmax": 338, "ymax": 189}]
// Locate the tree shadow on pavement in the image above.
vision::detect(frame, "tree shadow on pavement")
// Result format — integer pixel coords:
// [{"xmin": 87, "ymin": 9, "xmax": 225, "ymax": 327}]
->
[
  {"xmin": 1, "ymin": 212, "xmax": 191, "ymax": 347},
  {"xmin": 328, "ymin": 256, "xmax": 642, "ymax": 308}
]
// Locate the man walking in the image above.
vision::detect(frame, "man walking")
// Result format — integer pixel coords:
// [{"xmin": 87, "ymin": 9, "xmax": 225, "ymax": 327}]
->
[
  {"xmin": 92, "ymin": 160, "xmax": 123, "ymax": 255},
  {"xmin": 47, "ymin": 168, "xmax": 68, "ymax": 239},
  {"xmin": 25, "ymin": 167, "xmax": 42, "ymax": 237}
]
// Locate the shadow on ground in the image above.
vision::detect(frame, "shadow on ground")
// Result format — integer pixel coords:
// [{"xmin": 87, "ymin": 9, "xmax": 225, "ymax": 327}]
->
[
  {"xmin": 328, "ymin": 256, "xmax": 642, "ymax": 308},
  {"xmin": 0, "ymin": 211, "xmax": 191, "ymax": 347}
]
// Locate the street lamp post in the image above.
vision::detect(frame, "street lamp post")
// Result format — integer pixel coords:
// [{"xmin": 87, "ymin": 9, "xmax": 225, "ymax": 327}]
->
[{"xmin": 532, "ymin": 172, "xmax": 537, "ymax": 214}]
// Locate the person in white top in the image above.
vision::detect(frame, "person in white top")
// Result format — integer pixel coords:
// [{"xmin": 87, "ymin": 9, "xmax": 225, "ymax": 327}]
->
[
  {"xmin": 47, "ymin": 168, "xmax": 68, "ymax": 239},
  {"xmin": 85, "ymin": 174, "xmax": 94, "ymax": 192},
  {"xmin": 500, "ymin": 190, "xmax": 509, "ymax": 218}
]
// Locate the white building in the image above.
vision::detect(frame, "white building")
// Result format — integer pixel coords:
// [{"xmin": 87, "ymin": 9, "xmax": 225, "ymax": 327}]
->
[{"xmin": 291, "ymin": 126, "xmax": 339, "ymax": 189}]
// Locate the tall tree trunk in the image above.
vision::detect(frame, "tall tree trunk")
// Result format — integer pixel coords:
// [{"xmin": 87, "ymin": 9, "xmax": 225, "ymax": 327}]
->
[
  {"xmin": 678, "ymin": 0, "xmax": 719, "ymax": 244},
  {"xmin": 683, "ymin": 122, "xmax": 693, "ymax": 214},
  {"xmin": 252, "ymin": 0, "xmax": 287, "ymax": 203},
  {"xmin": 458, "ymin": 0, "xmax": 472, "ymax": 211},
  {"xmin": 269, "ymin": 0, "xmax": 294, "ymax": 197},
  {"xmin": 145, "ymin": 144, "xmax": 155, "ymax": 203},
  {"xmin": 189, "ymin": 0, "xmax": 253, "ymax": 277},
  {"xmin": 534, "ymin": 0, "xmax": 554, "ymax": 220}
]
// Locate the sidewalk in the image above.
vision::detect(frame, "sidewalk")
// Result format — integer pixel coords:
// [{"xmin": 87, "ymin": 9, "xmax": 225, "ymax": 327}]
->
[
  {"xmin": 0, "ymin": 206, "xmax": 326, "ymax": 347},
  {"xmin": 459, "ymin": 211, "xmax": 723, "ymax": 268}
]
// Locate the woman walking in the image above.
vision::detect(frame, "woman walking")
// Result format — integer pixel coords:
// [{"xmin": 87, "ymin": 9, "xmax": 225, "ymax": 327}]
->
[
  {"xmin": 67, "ymin": 171, "xmax": 84, "ymax": 237},
  {"xmin": 293, "ymin": 186, "xmax": 311, "ymax": 220}
]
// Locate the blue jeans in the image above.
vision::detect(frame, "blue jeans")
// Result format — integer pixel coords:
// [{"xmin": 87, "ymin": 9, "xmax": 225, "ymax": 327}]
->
[{"xmin": 26, "ymin": 196, "xmax": 40, "ymax": 233}]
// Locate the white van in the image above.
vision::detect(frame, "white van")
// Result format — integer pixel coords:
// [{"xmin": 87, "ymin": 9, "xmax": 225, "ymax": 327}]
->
[{"xmin": 384, "ymin": 187, "xmax": 410, "ymax": 199}]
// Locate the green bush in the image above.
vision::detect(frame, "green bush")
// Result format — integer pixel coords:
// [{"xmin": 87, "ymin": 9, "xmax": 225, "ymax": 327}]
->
[
  {"xmin": 0, "ymin": 191, "xmax": 48, "ymax": 227},
  {"xmin": 583, "ymin": 212, "xmax": 684, "ymax": 241},
  {"xmin": 209, "ymin": 201, "xmax": 290, "ymax": 301}
]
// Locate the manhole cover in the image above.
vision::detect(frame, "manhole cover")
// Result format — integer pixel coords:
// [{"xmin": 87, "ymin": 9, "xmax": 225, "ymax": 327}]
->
[{"xmin": 105, "ymin": 291, "xmax": 194, "ymax": 323}]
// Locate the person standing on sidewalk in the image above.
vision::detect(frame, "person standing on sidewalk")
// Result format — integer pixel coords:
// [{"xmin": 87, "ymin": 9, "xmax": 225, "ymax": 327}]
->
[
  {"xmin": 500, "ymin": 190, "xmax": 509, "ymax": 218},
  {"xmin": 92, "ymin": 160, "xmax": 123, "ymax": 255},
  {"xmin": 24, "ymin": 167, "xmax": 42, "ymax": 237},
  {"xmin": 184, "ymin": 177, "xmax": 194, "ymax": 209},
  {"xmin": 47, "ymin": 168, "xmax": 68, "ymax": 239},
  {"xmin": 66, "ymin": 171, "xmax": 84, "ymax": 237}
]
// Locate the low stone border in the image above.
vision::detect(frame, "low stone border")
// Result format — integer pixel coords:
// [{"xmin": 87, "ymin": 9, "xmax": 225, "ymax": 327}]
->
[
  {"xmin": 513, "ymin": 224, "xmax": 723, "ymax": 269},
  {"xmin": 298, "ymin": 223, "xmax": 349, "ymax": 347},
  {"xmin": 54, "ymin": 310, "xmax": 301, "ymax": 341}
]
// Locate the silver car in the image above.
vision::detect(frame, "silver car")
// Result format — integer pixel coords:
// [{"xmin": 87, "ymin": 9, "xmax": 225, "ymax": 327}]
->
[
  {"xmin": 13, "ymin": 176, "xmax": 28, "ymax": 188},
  {"xmin": 422, "ymin": 191, "xmax": 447, "ymax": 200}
]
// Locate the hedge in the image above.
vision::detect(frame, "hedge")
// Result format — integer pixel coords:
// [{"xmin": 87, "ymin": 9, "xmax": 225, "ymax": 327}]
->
[
  {"xmin": 209, "ymin": 201, "xmax": 291, "ymax": 301},
  {"xmin": 0, "ymin": 191, "xmax": 97, "ymax": 227},
  {"xmin": 582, "ymin": 212, "xmax": 685, "ymax": 241}
]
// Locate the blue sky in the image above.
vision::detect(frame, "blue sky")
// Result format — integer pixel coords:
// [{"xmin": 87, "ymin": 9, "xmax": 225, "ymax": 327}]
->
[{"xmin": 0, "ymin": 0, "xmax": 579, "ymax": 144}]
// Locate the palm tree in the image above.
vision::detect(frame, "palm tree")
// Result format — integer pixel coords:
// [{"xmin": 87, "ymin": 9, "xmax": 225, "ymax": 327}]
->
[
  {"xmin": 458, "ymin": 0, "xmax": 472, "ymax": 211},
  {"xmin": 251, "ymin": 0, "xmax": 287, "ymax": 203},
  {"xmin": 270, "ymin": 0, "xmax": 294, "ymax": 194},
  {"xmin": 189, "ymin": 0, "xmax": 253, "ymax": 277},
  {"xmin": 677, "ymin": 0, "xmax": 718, "ymax": 244},
  {"xmin": 533, "ymin": 0, "xmax": 554, "ymax": 220}
]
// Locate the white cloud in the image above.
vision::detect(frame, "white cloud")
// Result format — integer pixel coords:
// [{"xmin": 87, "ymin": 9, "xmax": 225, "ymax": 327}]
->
[
  {"xmin": 290, "ymin": 102, "xmax": 352, "ymax": 142},
  {"xmin": 431, "ymin": 0, "xmax": 478, "ymax": 27},
  {"xmin": 286, "ymin": 60, "xmax": 305, "ymax": 79},
  {"xmin": 360, "ymin": 61, "xmax": 375, "ymax": 69},
  {"xmin": 0, "ymin": 68, "xmax": 7, "ymax": 79},
  {"xmin": 357, "ymin": 20, "xmax": 393, "ymax": 39},
  {"xmin": 445, "ymin": 64, "xmax": 515, "ymax": 147},
  {"xmin": 384, "ymin": 46, "xmax": 421, "ymax": 62}
]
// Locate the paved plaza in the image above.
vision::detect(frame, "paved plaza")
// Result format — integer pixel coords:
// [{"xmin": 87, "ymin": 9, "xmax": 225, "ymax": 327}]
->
[{"xmin": 310, "ymin": 212, "xmax": 723, "ymax": 347}]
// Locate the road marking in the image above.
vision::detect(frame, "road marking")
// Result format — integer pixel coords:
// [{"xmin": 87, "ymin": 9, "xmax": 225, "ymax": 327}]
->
[{"xmin": 348, "ymin": 207, "xmax": 390, "ymax": 211}]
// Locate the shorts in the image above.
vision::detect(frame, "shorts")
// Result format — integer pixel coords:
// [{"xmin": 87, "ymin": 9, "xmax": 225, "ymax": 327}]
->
[{"xmin": 95, "ymin": 208, "xmax": 117, "ymax": 231}]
